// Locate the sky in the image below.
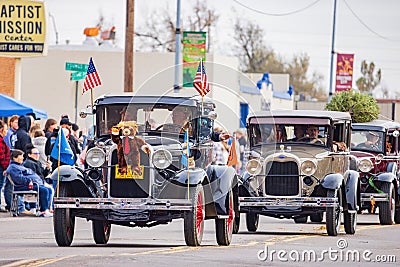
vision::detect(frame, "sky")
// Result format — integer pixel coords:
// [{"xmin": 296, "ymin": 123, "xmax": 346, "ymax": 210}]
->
[{"xmin": 44, "ymin": 0, "xmax": 400, "ymax": 97}]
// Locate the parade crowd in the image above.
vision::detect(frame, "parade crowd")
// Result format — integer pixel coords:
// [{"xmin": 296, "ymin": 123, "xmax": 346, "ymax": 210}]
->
[{"xmin": 0, "ymin": 114, "xmax": 84, "ymax": 217}]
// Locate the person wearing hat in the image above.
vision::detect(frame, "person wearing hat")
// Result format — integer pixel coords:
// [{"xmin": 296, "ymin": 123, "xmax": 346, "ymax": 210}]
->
[{"xmin": 356, "ymin": 131, "xmax": 380, "ymax": 150}]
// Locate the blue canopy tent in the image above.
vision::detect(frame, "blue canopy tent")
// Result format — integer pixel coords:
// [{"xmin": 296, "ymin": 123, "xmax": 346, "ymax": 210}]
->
[{"xmin": 0, "ymin": 93, "xmax": 47, "ymax": 119}]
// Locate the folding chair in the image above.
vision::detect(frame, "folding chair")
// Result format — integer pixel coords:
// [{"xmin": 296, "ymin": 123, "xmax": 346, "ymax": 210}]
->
[{"xmin": 6, "ymin": 175, "xmax": 40, "ymax": 216}]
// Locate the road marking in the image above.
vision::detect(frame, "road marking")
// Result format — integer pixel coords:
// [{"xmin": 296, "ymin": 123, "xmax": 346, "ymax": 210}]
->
[{"xmin": 4, "ymin": 223, "xmax": 399, "ymax": 266}]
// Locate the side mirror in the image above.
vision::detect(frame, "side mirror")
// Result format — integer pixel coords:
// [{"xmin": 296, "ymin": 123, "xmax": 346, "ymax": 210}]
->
[
  {"xmin": 392, "ymin": 130, "xmax": 399, "ymax": 137},
  {"xmin": 79, "ymin": 106, "xmax": 94, "ymax": 118}
]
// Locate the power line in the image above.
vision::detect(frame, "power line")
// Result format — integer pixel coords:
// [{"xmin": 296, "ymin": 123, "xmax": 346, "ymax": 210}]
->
[
  {"xmin": 232, "ymin": 0, "xmax": 321, "ymax": 16},
  {"xmin": 342, "ymin": 0, "xmax": 396, "ymax": 42}
]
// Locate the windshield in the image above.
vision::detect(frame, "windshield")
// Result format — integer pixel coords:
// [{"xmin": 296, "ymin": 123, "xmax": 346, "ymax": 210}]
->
[
  {"xmin": 96, "ymin": 103, "xmax": 195, "ymax": 138},
  {"xmin": 351, "ymin": 130, "xmax": 384, "ymax": 152},
  {"xmin": 249, "ymin": 123, "xmax": 329, "ymax": 147}
]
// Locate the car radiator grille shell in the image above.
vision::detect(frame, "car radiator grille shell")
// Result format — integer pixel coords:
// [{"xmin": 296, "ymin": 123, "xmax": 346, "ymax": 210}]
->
[{"xmin": 265, "ymin": 161, "xmax": 299, "ymax": 196}]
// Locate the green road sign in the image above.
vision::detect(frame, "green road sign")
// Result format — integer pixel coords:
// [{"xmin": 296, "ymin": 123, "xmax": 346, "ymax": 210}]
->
[
  {"xmin": 65, "ymin": 62, "xmax": 88, "ymax": 72},
  {"xmin": 71, "ymin": 71, "xmax": 86, "ymax": 81}
]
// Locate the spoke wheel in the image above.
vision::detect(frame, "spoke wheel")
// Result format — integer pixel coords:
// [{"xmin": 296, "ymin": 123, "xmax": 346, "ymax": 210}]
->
[
  {"xmin": 378, "ymin": 182, "xmax": 395, "ymax": 225},
  {"xmin": 246, "ymin": 212, "xmax": 259, "ymax": 232},
  {"xmin": 215, "ymin": 190, "xmax": 234, "ymax": 246},
  {"xmin": 54, "ymin": 183, "xmax": 75, "ymax": 247},
  {"xmin": 326, "ymin": 189, "xmax": 341, "ymax": 236},
  {"xmin": 184, "ymin": 184, "xmax": 205, "ymax": 246},
  {"xmin": 92, "ymin": 220, "xmax": 111, "ymax": 244}
]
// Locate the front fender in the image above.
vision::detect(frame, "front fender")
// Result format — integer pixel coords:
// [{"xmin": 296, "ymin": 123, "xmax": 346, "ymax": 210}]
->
[
  {"xmin": 174, "ymin": 168, "xmax": 207, "ymax": 186},
  {"xmin": 207, "ymin": 165, "xmax": 237, "ymax": 215},
  {"xmin": 376, "ymin": 172, "xmax": 396, "ymax": 183},
  {"xmin": 51, "ymin": 165, "xmax": 95, "ymax": 197},
  {"xmin": 51, "ymin": 165, "xmax": 85, "ymax": 182},
  {"xmin": 321, "ymin": 173, "xmax": 344, "ymax": 190},
  {"xmin": 344, "ymin": 170, "xmax": 359, "ymax": 211}
]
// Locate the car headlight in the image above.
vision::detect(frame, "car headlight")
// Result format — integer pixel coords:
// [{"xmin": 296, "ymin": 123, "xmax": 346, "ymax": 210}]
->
[
  {"xmin": 301, "ymin": 160, "xmax": 317, "ymax": 176},
  {"xmin": 86, "ymin": 147, "xmax": 106, "ymax": 168},
  {"xmin": 246, "ymin": 159, "xmax": 262, "ymax": 176},
  {"xmin": 152, "ymin": 149, "xmax": 172, "ymax": 169},
  {"xmin": 359, "ymin": 158, "xmax": 373, "ymax": 173}
]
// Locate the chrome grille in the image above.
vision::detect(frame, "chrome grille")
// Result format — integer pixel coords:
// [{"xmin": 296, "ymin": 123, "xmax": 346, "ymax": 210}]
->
[{"xmin": 265, "ymin": 161, "xmax": 299, "ymax": 196}]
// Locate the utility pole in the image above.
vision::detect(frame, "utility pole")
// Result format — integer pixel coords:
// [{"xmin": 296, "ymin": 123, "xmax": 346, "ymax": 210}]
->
[
  {"xmin": 328, "ymin": 0, "xmax": 337, "ymax": 102},
  {"xmin": 173, "ymin": 0, "xmax": 181, "ymax": 93},
  {"xmin": 124, "ymin": 0, "xmax": 134, "ymax": 92}
]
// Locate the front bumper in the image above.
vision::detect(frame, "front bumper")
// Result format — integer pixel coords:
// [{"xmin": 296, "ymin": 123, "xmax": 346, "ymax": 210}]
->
[
  {"xmin": 361, "ymin": 193, "xmax": 388, "ymax": 202},
  {"xmin": 239, "ymin": 196, "xmax": 339, "ymax": 208},
  {"xmin": 54, "ymin": 197, "xmax": 192, "ymax": 210}
]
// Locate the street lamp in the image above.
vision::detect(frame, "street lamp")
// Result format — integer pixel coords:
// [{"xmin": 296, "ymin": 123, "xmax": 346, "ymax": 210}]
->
[{"xmin": 48, "ymin": 12, "xmax": 59, "ymax": 45}]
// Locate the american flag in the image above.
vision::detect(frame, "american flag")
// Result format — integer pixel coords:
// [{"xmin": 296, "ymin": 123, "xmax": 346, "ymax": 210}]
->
[
  {"xmin": 193, "ymin": 60, "xmax": 210, "ymax": 97},
  {"xmin": 83, "ymin": 57, "xmax": 102, "ymax": 94}
]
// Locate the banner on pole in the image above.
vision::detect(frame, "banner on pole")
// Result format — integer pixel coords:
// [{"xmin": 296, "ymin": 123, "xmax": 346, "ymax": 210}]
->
[
  {"xmin": 182, "ymin": 31, "xmax": 206, "ymax": 87},
  {"xmin": 335, "ymin": 53, "xmax": 354, "ymax": 92}
]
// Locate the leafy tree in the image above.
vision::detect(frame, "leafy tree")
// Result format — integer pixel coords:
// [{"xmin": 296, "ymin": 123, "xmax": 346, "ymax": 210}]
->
[
  {"xmin": 325, "ymin": 90, "xmax": 379, "ymax": 123},
  {"xmin": 356, "ymin": 60, "xmax": 382, "ymax": 93},
  {"xmin": 135, "ymin": 1, "xmax": 219, "ymax": 52}
]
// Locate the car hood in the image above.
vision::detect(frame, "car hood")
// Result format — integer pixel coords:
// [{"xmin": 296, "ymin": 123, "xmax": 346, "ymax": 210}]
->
[
  {"xmin": 142, "ymin": 135, "xmax": 183, "ymax": 150},
  {"xmin": 350, "ymin": 151, "xmax": 377, "ymax": 159},
  {"xmin": 254, "ymin": 145, "xmax": 329, "ymax": 160}
]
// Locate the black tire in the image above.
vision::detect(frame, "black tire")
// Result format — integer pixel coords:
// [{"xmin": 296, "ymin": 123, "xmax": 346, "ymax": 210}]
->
[
  {"xmin": 310, "ymin": 213, "xmax": 323, "ymax": 223},
  {"xmin": 294, "ymin": 216, "xmax": 308, "ymax": 223},
  {"xmin": 184, "ymin": 184, "xmax": 205, "ymax": 246},
  {"xmin": 378, "ymin": 182, "xmax": 395, "ymax": 225},
  {"xmin": 53, "ymin": 183, "xmax": 75, "ymax": 247},
  {"xmin": 246, "ymin": 212, "xmax": 259, "ymax": 232},
  {"xmin": 343, "ymin": 211, "xmax": 357, "ymax": 235},
  {"xmin": 233, "ymin": 215, "xmax": 240, "ymax": 234},
  {"xmin": 326, "ymin": 189, "xmax": 341, "ymax": 236},
  {"xmin": 215, "ymin": 190, "xmax": 234, "ymax": 246},
  {"xmin": 92, "ymin": 220, "xmax": 111, "ymax": 244},
  {"xmin": 395, "ymin": 208, "xmax": 400, "ymax": 224}
]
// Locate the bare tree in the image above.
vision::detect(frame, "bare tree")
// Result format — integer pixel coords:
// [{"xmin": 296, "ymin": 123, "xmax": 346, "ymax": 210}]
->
[
  {"xmin": 187, "ymin": 0, "xmax": 219, "ymax": 51},
  {"xmin": 135, "ymin": 1, "xmax": 219, "ymax": 52}
]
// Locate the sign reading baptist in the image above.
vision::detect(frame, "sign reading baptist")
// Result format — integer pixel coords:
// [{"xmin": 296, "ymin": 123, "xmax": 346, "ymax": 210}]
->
[{"xmin": 0, "ymin": 0, "xmax": 46, "ymax": 57}]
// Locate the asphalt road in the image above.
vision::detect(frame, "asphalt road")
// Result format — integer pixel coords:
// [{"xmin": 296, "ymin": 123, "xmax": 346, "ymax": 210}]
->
[{"xmin": 0, "ymin": 212, "xmax": 398, "ymax": 266}]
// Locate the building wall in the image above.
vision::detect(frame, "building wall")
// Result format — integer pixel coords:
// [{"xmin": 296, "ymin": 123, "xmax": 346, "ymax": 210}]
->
[{"xmin": 0, "ymin": 57, "xmax": 16, "ymax": 96}]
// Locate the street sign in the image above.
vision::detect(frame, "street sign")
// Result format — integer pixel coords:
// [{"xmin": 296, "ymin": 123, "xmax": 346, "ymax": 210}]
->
[
  {"xmin": 65, "ymin": 62, "xmax": 88, "ymax": 72},
  {"xmin": 71, "ymin": 71, "xmax": 86, "ymax": 81}
]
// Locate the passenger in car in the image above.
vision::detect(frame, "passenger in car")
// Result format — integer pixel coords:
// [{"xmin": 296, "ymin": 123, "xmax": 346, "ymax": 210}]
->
[{"xmin": 356, "ymin": 132, "xmax": 380, "ymax": 150}]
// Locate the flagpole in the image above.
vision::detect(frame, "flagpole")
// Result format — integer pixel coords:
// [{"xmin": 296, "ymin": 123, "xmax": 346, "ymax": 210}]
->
[
  {"xmin": 90, "ymin": 88, "xmax": 95, "ymax": 134},
  {"xmin": 56, "ymin": 130, "xmax": 61, "ymax": 198},
  {"xmin": 186, "ymin": 128, "xmax": 190, "ymax": 200}
]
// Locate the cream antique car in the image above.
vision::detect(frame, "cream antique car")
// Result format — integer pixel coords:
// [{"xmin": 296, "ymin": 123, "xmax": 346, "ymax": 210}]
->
[{"xmin": 238, "ymin": 110, "xmax": 359, "ymax": 236}]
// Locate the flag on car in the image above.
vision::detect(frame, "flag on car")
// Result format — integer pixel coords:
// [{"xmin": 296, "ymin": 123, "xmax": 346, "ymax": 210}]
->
[
  {"xmin": 50, "ymin": 128, "xmax": 76, "ymax": 166},
  {"xmin": 227, "ymin": 137, "xmax": 239, "ymax": 166},
  {"xmin": 193, "ymin": 60, "xmax": 210, "ymax": 97},
  {"xmin": 181, "ymin": 128, "xmax": 190, "ymax": 168},
  {"xmin": 83, "ymin": 57, "xmax": 102, "ymax": 94}
]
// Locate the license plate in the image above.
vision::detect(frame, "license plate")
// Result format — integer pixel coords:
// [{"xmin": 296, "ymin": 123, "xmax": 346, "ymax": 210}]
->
[{"xmin": 115, "ymin": 165, "xmax": 144, "ymax": 179}]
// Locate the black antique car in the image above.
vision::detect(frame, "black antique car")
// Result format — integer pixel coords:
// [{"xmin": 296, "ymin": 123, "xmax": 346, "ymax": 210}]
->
[
  {"xmin": 351, "ymin": 120, "xmax": 400, "ymax": 224},
  {"xmin": 238, "ymin": 110, "xmax": 359, "ymax": 236},
  {"xmin": 52, "ymin": 95, "xmax": 238, "ymax": 246}
]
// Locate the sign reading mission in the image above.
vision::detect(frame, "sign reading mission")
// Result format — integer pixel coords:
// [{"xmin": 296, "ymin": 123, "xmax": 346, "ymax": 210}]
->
[{"xmin": 0, "ymin": 0, "xmax": 46, "ymax": 57}]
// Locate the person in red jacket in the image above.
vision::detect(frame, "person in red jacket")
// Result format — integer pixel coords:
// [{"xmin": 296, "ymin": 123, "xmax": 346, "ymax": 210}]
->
[{"xmin": 0, "ymin": 120, "xmax": 10, "ymax": 212}]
